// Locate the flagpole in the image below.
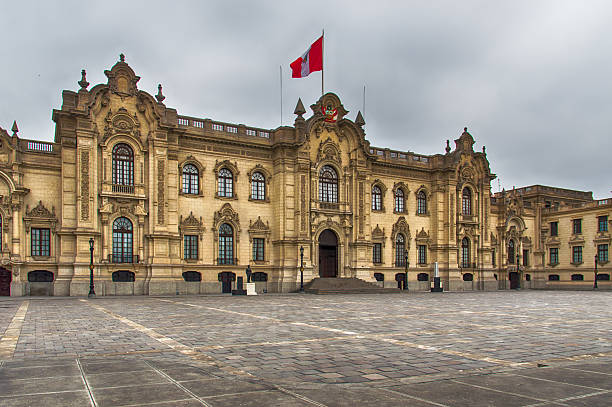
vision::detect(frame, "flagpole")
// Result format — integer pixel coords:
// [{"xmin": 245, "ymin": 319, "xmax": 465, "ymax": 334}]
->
[
  {"xmin": 321, "ymin": 29, "xmax": 324, "ymax": 96},
  {"xmin": 363, "ymin": 85, "xmax": 366, "ymax": 117},
  {"xmin": 280, "ymin": 65, "xmax": 283, "ymax": 126}
]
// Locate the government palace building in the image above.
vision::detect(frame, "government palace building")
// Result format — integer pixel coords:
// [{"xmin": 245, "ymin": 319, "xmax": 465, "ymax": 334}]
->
[{"xmin": 0, "ymin": 56, "xmax": 610, "ymax": 296}]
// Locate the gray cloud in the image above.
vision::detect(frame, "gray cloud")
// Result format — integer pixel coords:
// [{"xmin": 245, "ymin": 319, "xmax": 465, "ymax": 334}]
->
[{"xmin": 0, "ymin": 0, "xmax": 610, "ymax": 197}]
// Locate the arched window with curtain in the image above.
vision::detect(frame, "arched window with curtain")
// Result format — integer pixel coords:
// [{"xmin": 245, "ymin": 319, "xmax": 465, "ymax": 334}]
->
[
  {"xmin": 395, "ymin": 234, "xmax": 405, "ymax": 267},
  {"xmin": 372, "ymin": 186, "xmax": 382, "ymax": 211},
  {"xmin": 218, "ymin": 223, "xmax": 234, "ymax": 264},
  {"xmin": 417, "ymin": 190, "xmax": 427, "ymax": 214},
  {"xmin": 218, "ymin": 168, "xmax": 233, "ymax": 198},
  {"xmin": 508, "ymin": 239, "xmax": 515, "ymax": 264},
  {"xmin": 394, "ymin": 188, "xmax": 405, "ymax": 213},
  {"xmin": 462, "ymin": 187, "xmax": 472, "ymax": 215},
  {"xmin": 319, "ymin": 165, "xmax": 338, "ymax": 203},
  {"xmin": 251, "ymin": 172, "xmax": 265, "ymax": 200},
  {"xmin": 112, "ymin": 217, "xmax": 133, "ymax": 263},
  {"xmin": 112, "ymin": 143, "xmax": 134, "ymax": 186},
  {"xmin": 182, "ymin": 164, "xmax": 199, "ymax": 194},
  {"xmin": 461, "ymin": 237, "xmax": 470, "ymax": 268}
]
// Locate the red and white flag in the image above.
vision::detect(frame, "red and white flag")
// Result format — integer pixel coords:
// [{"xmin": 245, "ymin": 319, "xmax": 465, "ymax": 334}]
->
[{"xmin": 290, "ymin": 36, "xmax": 323, "ymax": 78}]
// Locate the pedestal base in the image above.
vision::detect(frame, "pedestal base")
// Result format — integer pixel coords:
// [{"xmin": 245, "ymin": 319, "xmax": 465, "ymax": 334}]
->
[
  {"xmin": 246, "ymin": 283, "xmax": 257, "ymax": 295},
  {"xmin": 431, "ymin": 277, "xmax": 444, "ymax": 292}
]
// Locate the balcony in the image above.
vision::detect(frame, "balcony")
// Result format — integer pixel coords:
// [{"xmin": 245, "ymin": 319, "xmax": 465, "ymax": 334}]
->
[
  {"xmin": 217, "ymin": 258, "xmax": 238, "ymax": 266},
  {"xmin": 108, "ymin": 254, "xmax": 139, "ymax": 264},
  {"xmin": 112, "ymin": 184, "xmax": 135, "ymax": 194}
]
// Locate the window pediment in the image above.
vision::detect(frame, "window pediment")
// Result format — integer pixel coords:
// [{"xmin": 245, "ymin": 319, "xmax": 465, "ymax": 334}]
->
[
  {"xmin": 180, "ymin": 212, "xmax": 205, "ymax": 235},
  {"xmin": 213, "ymin": 160, "xmax": 239, "ymax": 178},
  {"xmin": 248, "ymin": 216, "xmax": 271, "ymax": 243},
  {"xmin": 415, "ymin": 228, "xmax": 431, "ymax": 244}
]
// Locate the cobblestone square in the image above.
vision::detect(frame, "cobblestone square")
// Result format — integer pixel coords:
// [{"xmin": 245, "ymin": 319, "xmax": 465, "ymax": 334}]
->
[{"xmin": 1, "ymin": 291, "xmax": 611, "ymax": 406}]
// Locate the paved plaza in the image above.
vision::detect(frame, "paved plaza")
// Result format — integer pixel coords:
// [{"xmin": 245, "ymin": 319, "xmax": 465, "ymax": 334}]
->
[{"xmin": 0, "ymin": 291, "xmax": 611, "ymax": 406}]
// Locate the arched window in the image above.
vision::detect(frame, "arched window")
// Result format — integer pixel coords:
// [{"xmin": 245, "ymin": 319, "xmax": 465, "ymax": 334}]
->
[
  {"xmin": 182, "ymin": 164, "xmax": 199, "ymax": 194},
  {"xmin": 251, "ymin": 172, "xmax": 265, "ymax": 200},
  {"xmin": 112, "ymin": 217, "xmax": 133, "ymax": 263},
  {"xmin": 182, "ymin": 271, "xmax": 202, "ymax": 282},
  {"xmin": 319, "ymin": 165, "xmax": 338, "ymax": 203},
  {"xmin": 395, "ymin": 234, "xmax": 405, "ymax": 267},
  {"xmin": 417, "ymin": 273, "xmax": 429, "ymax": 282},
  {"xmin": 112, "ymin": 143, "xmax": 134, "ymax": 186},
  {"xmin": 461, "ymin": 237, "xmax": 470, "ymax": 268},
  {"xmin": 417, "ymin": 191, "xmax": 427, "ymax": 214},
  {"xmin": 463, "ymin": 273, "xmax": 473, "ymax": 281},
  {"xmin": 462, "ymin": 187, "xmax": 472, "ymax": 215},
  {"xmin": 218, "ymin": 223, "xmax": 234, "ymax": 265},
  {"xmin": 508, "ymin": 240, "xmax": 515, "ymax": 264},
  {"xmin": 372, "ymin": 186, "xmax": 382, "ymax": 211},
  {"xmin": 374, "ymin": 272, "xmax": 384, "ymax": 282},
  {"xmin": 394, "ymin": 188, "xmax": 405, "ymax": 213},
  {"xmin": 252, "ymin": 272, "xmax": 268, "ymax": 282},
  {"xmin": 218, "ymin": 168, "xmax": 233, "ymax": 198}
]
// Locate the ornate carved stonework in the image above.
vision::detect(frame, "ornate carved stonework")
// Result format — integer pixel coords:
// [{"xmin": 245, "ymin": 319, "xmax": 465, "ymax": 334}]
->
[
  {"xmin": 300, "ymin": 174, "xmax": 306, "ymax": 232},
  {"xmin": 104, "ymin": 55, "xmax": 140, "ymax": 96},
  {"xmin": 358, "ymin": 181, "xmax": 364, "ymax": 235},
  {"xmin": 103, "ymin": 107, "xmax": 141, "ymax": 142},
  {"xmin": 415, "ymin": 228, "xmax": 431, "ymax": 244},
  {"xmin": 26, "ymin": 201, "xmax": 55, "ymax": 218},
  {"xmin": 181, "ymin": 212, "xmax": 203, "ymax": 229},
  {"xmin": 213, "ymin": 159, "xmax": 239, "ymax": 177},
  {"xmin": 81, "ymin": 150, "xmax": 89, "ymax": 220},
  {"xmin": 391, "ymin": 216, "xmax": 411, "ymax": 248},
  {"xmin": 157, "ymin": 160, "xmax": 165, "ymax": 224},
  {"xmin": 316, "ymin": 137, "xmax": 342, "ymax": 165},
  {"xmin": 214, "ymin": 203, "xmax": 240, "ymax": 231},
  {"xmin": 248, "ymin": 216, "xmax": 271, "ymax": 243}
]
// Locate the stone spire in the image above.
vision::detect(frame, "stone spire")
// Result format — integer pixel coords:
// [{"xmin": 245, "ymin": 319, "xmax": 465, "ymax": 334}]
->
[
  {"xmin": 155, "ymin": 84, "xmax": 165, "ymax": 104},
  {"xmin": 78, "ymin": 69, "xmax": 89, "ymax": 90},
  {"xmin": 355, "ymin": 111, "xmax": 365, "ymax": 127},
  {"xmin": 11, "ymin": 121, "xmax": 18, "ymax": 136}
]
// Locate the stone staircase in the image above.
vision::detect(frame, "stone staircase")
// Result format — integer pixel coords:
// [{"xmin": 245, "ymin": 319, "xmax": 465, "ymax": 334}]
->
[{"xmin": 304, "ymin": 277, "xmax": 402, "ymax": 294}]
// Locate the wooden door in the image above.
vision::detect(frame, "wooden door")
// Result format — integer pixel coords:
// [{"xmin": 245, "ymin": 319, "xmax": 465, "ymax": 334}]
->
[
  {"xmin": 319, "ymin": 246, "xmax": 337, "ymax": 278},
  {"xmin": 219, "ymin": 272, "xmax": 235, "ymax": 293},
  {"xmin": 509, "ymin": 272, "xmax": 520, "ymax": 289},
  {"xmin": 0, "ymin": 268, "xmax": 11, "ymax": 296}
]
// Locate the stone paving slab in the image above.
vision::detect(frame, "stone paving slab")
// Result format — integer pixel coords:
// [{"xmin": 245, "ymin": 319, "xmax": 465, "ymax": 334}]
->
[{"xmin": 0, "ymin": 291, "xmax": 611, "ymax": 406}]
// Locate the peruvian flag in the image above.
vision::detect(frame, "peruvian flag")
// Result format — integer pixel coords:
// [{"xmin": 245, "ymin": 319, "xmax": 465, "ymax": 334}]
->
[{"xmin": 290, "ymin": 36, "xmax": 323, "ymax": 78}]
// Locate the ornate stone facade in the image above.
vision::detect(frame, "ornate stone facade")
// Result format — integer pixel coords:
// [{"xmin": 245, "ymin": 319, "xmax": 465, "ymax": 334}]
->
[{"xmin": 0, "ymin": 56, "xmax": 609, "ymax": 296}]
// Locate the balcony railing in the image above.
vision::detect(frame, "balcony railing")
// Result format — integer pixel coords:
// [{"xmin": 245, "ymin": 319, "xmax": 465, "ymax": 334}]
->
[
  {"xmin": 108, "ymin": 254, "xmax": 139, "ymax": 264},
  {"xmin": 217, "ymin": 258, "xmax": 238, "ymax": 265},
  {"xmin": 112, "ymin": 184, "xmax": 135, "ymax": 194}
]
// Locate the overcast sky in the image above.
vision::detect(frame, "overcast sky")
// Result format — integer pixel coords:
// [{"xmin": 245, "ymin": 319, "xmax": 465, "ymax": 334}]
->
[{"xmin": 1, "ymin": 0, "xmax": 610, "ymax": 198}]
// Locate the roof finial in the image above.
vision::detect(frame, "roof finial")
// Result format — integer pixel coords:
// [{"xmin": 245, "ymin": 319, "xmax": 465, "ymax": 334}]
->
[
  {"xmin": 445, "ymin": 139, "xmax": 451, "ymax": 154},
  {"xmin": 464, "ymin": 127, "xmax": 468, "ymax": 133},
  {"xmin": 355, "ymin": 111, "xmax": 365, "ymax": 127},
  {"xmin": 119, "ymin": 53, "xmax": 125, "ymax": 63},
  {"xmin": 155, "ymin": 84, "xmax": 165, "ymax": 103},
  {"xmin": 11, "ymin": 120, "xmax": 18, "ymax": 136},
  {"xmin": 78, "ymin": 69, "xmax": 89, "ymax": 90},
  {"xmin": 482, "ymin": 145, "xmax": 486, "ymax": 154},
  {"xmin": 294, "ymin": 98, "xmax": 306, "ymax": 117}
]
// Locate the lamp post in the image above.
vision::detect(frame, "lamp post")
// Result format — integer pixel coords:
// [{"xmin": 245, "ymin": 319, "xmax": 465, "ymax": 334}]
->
[
  {"xmin": 299, "ymin": 246, "xmax": 304, "ymax": 292},
  {"xmin": 516, "ymin": 253, "xmax": 520, "ymax": 289},
  {"xmin": 88, "ymin": 238, "xmax": 95, "ymax": 298},
  {"xmin": 594, "ymin": 254, "xmax": 598, "ymax": 289},
  {"xmin": 404, "ymin": 250, "xmax": 409, "ymax": 291}
]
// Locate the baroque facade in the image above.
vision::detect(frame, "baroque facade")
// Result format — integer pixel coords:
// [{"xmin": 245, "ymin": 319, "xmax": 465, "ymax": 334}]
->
[{"xmin": 0, "ymin": 56, "xmax": 609, "ymax": 296}]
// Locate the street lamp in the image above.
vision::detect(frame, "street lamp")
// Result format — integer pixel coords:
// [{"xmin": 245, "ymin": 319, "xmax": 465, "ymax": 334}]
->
[
  {"xmin": 88, "ymin": 238, "xmax": 95, "ymax": 298},
  {"xmin": 594, "ymin": 254, "xmax": 598, "ymax": 289},
  {"xmin": 516, "ymin": 253, "xmax": 521, "ymax": 289},
  {"xmin": 299, "ymin": 246, "xmax": 304, "ymax": 292},
  {"xmin": 404, "ymin": 250, "xmax": 409, "ymax": 291}
]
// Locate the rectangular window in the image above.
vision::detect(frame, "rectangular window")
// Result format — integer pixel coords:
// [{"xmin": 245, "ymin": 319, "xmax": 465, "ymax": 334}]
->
[
  {"xmin": 550, "ymin": 221, "xmax": 558, "ymax": 237},
  {"xmin": 572, "ymin": 246, "xmax": 582, "ymax": 264},
  {"xmin": 492, "ymin": 248, "xmax": 496, "ymax": 267},
  {"xmin": 252, "ymin": 238, "xmax": 265, "ymax": 261},
  {"xmin": 183, "ymin": 235, "xmax": 198, "ymax": 260},
  {"xmin": 598, "ymin": 216, "xmax": 608, "ymax": 232},
  {"xmin": 522, "ymin": 249, "xmax": 529, "ymax": 266},
  {"xmin": 418, "ymin": 245, "xmax": 427, "ymax": 264},
  {"xmin": 373, "ymin": 243, "xmax": 382, "ymax": 264},
  {"xmin": 31, "ymin": 228, "xmax": 50, "ymax": 256},
  {"xmin": 573, "ymin": 219, "xmax": 582, "ymax": 234},
  {"xmin": 598, "ymin": 244, "xmax": 609, "ymax": 263},
  {"xmin": 549, "ymin": 247, "xmax": 559, "ymax": 265}
]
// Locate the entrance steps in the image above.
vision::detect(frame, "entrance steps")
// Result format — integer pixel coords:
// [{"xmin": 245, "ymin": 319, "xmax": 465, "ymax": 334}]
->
[{"xmin": 304, "ymin": 277, "xmax": 402, "ymax": 295}]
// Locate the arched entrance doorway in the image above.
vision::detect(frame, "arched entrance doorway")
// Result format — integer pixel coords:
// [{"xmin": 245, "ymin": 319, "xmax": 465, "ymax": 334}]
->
[
  {"xmin": 509, "ymin": 272, "xmax": 520, "ymax": 289},
  {"xmin": 319, "ymin": 229, "xmax": 338, "ymax": 278},
  {"xmin": 0, "ymin": 267, "xmax": 11, "ymax": 296},
  {"xmin": 218, "ymin": 272, "xmax": 235, "ymax": 293}
]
